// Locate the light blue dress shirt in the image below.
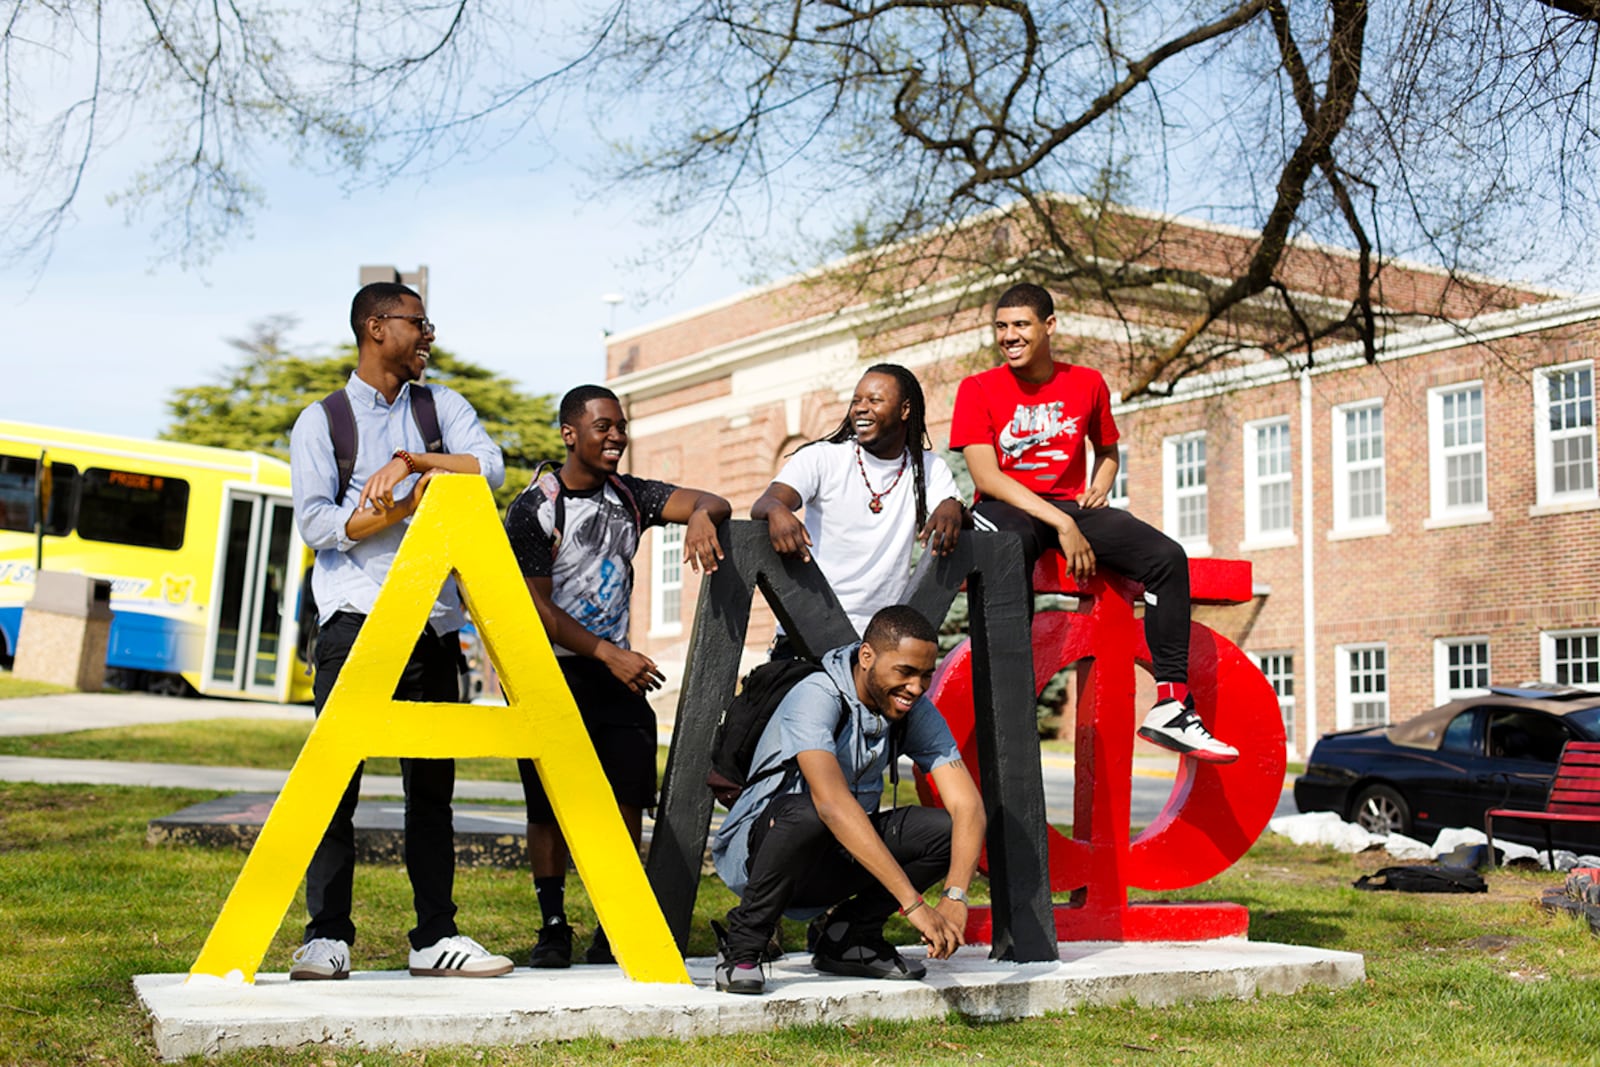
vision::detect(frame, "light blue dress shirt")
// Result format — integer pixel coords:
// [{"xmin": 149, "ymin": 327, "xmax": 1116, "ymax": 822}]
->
[{"xmin": 289, "ymin": 372, "xmax": 505, "ymax": 632}]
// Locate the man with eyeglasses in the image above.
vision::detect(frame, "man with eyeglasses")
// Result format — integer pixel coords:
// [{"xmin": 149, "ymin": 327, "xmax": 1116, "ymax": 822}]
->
[{"xmin": 286, "ymin": 281, "xmax": 515, "ymax": 980}]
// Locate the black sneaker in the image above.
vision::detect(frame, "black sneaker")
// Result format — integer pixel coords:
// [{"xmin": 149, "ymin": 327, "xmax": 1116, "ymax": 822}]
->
[
  {"xmin": 584, "ymin": 925, "xmax": 615, "ymax": 965},
  {"xmin": 811, "ymin": 919, "xmax": 926, "ymax": 981},
  {"xmin": 529, "ymin": 917, "xmax": 572, "ymax": 969},
  {"xmin": 711, "ymin": 920, "xmax": 765, "ymax": 995}
]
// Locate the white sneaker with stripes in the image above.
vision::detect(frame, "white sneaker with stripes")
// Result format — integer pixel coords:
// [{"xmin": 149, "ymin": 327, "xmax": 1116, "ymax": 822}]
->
[
  {"xmin": 408, "ymin": 934, "xmax": 514, "ymax": 977},
  {"xmin": 289, "ymin": 937, "xmax": 350, "ymax": 980}
]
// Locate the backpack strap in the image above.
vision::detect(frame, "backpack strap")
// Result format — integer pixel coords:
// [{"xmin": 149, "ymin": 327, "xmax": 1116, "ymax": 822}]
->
[
  {"xmin": 408, "ymin": 383, "xmax": 444, "ymax": 454},
  {"xmin": 321, "ymin": 383, "xmax": 444, "ymax": 505},
  {"xmin": 606, "ymin": 473, "xmax": 643, "ymax": 539},
  {"xmin": 525, "ymin": 464, "xmax": 645, "ymax": 565},
  {"xmin": 321, "ymin": 389, "xmax": 358, "ymax": 505}
]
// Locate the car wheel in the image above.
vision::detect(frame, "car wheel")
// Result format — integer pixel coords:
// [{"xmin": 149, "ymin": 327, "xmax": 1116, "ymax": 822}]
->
[{"xmin": 1352, "ymin": 784, "xmax": 1412, "ymax": 836}]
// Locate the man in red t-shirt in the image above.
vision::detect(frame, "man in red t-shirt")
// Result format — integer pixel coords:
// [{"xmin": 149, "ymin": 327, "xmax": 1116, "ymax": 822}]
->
[{"xmin": 949, "ymin": 282, "xmax": 1237, "ymax": 763}]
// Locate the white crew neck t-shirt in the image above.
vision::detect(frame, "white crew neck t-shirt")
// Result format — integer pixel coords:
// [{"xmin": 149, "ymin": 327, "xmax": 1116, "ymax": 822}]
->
[{"xmin": 772, "ymin": 440, "xmax": 962, "ymax": 635}]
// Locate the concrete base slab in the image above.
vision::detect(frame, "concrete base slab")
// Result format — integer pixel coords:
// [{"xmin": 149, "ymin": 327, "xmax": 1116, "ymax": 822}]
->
[{"xmin": 136, "ymin": 939, "xmax": 1364, "ymax": 1060}]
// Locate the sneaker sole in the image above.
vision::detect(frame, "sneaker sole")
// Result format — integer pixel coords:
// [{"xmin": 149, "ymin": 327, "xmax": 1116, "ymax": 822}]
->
[
  {"xmin": 409, "ymin": 961, "xmax": 514, "ymax": 978},
  {"xmin": 528, "ymin": 956, "xmax": 572, "ymax": 969},
  {"xmin": 1137, "ymin": 726, "xmax": 1239, "ymax": 764},
  {"xmin": 812, "ymin": 956, "xmax": 926, "ymax": 981},
  {"xmin": 288, "ymin": 969, "xmax": 349, "ymax": 981},
  {"xmin": 715, "ymin": 977, "xmax": 765, "ymax": 995}
]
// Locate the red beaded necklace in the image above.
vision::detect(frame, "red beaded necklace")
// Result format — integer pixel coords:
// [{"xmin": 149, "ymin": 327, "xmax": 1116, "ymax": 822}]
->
[{"xmin": 854, "ymin": 442, "xmax": 909, "ymax": 514}]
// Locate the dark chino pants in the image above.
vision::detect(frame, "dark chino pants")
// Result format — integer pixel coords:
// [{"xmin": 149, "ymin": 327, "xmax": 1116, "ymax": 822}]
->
[
  {"xmin": 303, "ymin": 611, "xmax": 461, "ymax": 950},
  {"xmin": 972, "ymin": 498, "xmax": 1192, "ymax": 683},
  {"xmin": 724, "ymin": 791, "xmax": 952, "ymax": 961}
]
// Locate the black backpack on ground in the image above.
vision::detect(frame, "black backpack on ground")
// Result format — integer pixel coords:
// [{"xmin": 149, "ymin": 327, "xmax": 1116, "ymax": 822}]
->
[
  {"xmin": 1353, "ymin": 865, "xmax": 1488, "ymax": 893},
  {"xmin": 295, "ymin": 385, "xmax": 445, "ymax": 666}
]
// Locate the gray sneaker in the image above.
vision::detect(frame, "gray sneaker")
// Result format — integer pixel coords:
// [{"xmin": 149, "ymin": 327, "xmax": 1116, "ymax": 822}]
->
[
  {"xmin": 811, "ymin": 921, "xmax": 925, "ymax": 981},
  {"xmin": 289, "ymin": 937, "xmax": 350, "ymax": 981}
]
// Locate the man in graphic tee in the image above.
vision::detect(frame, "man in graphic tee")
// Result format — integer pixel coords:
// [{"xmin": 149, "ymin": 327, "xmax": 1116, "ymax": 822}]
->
[
  {"xmin": 503, "ymin": 384, "xmax": 731, "ymax": 967},
  {"xmin": 949, "ymin": 282, "xmax": 1237, "ymax": 763}
]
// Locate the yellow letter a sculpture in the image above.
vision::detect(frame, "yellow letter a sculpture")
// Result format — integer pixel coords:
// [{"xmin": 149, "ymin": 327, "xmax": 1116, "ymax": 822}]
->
[{"xmin": 188, "ymin": 475, "xmax": 689, "ymax": 984}]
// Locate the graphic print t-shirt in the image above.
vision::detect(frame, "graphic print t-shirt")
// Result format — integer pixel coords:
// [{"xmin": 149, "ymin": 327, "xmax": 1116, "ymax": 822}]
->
[
  {"xmin": 949, "ymin": 362, "xmax": 1119, "ymax": 501},
  {"xmin": 503, "ymin": 472, "xmax": 674, "ymax": 654}
]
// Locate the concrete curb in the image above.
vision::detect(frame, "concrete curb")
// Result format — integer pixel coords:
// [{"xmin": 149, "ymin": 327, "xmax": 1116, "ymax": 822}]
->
[{"xmin": 137, "ymin": 939, "xmax": 1364, "ymax": 1060}]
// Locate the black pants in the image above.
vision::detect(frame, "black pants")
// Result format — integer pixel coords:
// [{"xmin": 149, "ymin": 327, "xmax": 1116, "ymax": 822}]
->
[
  {"xmin": 304, "ymin": 611, "xmax": 462, "ymax": 950},
  {"xmin": 724, "ymin": 792, "xmax": 952, "ymax": 960},
  {"xmin": 972, "ymin": 499, "xmax": 1192, "ymax": 683}
]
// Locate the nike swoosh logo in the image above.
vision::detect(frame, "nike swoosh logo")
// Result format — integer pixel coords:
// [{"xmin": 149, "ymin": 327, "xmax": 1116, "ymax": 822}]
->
[{"xmin": 998, "ymin": 424, "xmax": 1053, "ymax": 457}]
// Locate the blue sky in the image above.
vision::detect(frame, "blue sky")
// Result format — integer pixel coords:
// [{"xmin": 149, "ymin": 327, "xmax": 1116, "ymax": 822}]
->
[{"xmin": 5, "ymin": 137, "xmax": 752, "ymax": 441}]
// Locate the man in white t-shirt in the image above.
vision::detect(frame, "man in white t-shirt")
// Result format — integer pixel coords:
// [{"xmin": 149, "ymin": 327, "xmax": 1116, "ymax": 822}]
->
[{"xmin": 752, "ymin": 364, "xmax": 965, "ymax": 651}]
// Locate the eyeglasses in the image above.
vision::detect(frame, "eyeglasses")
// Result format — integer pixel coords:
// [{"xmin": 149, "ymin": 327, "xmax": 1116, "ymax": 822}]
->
[{"xmin": 373, "ymin": 314, "xmax": 436, "ymax": 334}]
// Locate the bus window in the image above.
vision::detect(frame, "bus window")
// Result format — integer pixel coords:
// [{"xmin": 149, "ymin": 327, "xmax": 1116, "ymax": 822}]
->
[
  {"xmin": 0, "ymin": 454, "xmax": 76, "ymax": 535},
  {"xmin": 77, "ymin": 468, "xmax": 189, "ymax": 550}
]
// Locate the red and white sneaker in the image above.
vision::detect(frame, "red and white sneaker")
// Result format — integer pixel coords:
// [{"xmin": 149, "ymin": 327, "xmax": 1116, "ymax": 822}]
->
[{"xmin": 1138, "ymin": 698, "xmax": 1239, "ymax": 763}]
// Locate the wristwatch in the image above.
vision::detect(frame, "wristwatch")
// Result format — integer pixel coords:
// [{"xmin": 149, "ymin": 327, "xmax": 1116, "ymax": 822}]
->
[{"xmin": 943, "ymin": 886, "xmax": 969, "ymax": 904}]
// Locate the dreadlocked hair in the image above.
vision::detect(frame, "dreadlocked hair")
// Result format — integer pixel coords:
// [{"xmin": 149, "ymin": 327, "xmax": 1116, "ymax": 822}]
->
[{"xmin": 798, "ymin": 362, "xmax": 932, "ymax": 529}]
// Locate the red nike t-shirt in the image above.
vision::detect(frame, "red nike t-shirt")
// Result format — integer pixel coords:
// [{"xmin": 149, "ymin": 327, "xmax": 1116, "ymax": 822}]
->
[{"xmin": 949, "ymin": 362, "xmax": 1120, "ymax": 501}]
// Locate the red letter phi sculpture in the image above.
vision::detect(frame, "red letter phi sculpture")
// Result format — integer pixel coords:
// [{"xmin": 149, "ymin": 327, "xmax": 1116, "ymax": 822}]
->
[{"xmin": 919, "ymin": 556, "xmax": 1285, "ymax": 941}]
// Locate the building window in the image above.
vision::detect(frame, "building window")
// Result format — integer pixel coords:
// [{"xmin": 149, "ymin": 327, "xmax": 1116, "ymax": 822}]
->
[
  {"xmin": 1253, "ymin": 650, "xmax": 1296, "ymax": 746},
  {"xmin": 1244, "ymin": 417, "xmax": 1293, "ymax": 543},
  {"xmin": 1535, "ymin": 361, "xmax": 1597, "ymax": 505},
  {"xmin": 1163, "ymin": 432, "xmax": 1208, "ymax": 552},
  {"xmin": 1338, "ymin": 644, "xmax": 1389, "ymax": 728},
  {"xmin": 1333, "ymin": 401, "xmax": 1386, "ymax": 532},
  {"xmin": 1108, "ymin": 444, "xmax": 1129, "ymax": 509},
  {"xmin": 650, "ymin": 524, "xmax": 684, "ymax": 635},
  {"xmin": 1434, "ymin": 637, "xmax": 1491, "ymax": 703},
  {"xmin": 1542, "ymin": 629, "xmax": 1600, "ymax": 689},
  {"xmin": 1429, "ymin": 383, "xmax": 1487, "ymax": 518}
]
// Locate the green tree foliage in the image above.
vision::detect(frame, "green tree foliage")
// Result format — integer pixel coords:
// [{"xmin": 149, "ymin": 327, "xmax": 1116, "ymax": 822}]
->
[{"xmin": 162, "ymin": 316, "xmax": 561, "ymax": 505}]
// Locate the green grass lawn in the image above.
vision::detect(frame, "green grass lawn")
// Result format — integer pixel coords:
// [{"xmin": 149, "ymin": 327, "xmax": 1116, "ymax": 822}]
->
[
  {"xmin": 0, "ymin": 719, "xmax": 677, "ymax": 784},
  {"xmin": 0, "ymin": 670, "xmax": 75, "ymax": 699},
  {"xmin": 5, "ymin": 779, "xmax": 1600, "ymax": 1065}
]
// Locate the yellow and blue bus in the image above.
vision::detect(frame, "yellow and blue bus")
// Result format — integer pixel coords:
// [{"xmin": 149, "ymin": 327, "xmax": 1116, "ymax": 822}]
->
[{"xmin": 0, "ymin": 420, "xmax": 313, "ymax": 703}]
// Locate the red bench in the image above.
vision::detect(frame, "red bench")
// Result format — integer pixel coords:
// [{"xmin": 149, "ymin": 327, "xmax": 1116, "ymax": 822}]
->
[{"xmin": 1486, "ymin": 741, "xmax": 1600, "ymax": 868}]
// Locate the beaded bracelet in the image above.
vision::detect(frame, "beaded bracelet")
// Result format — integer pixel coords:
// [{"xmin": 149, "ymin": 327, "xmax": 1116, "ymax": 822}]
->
[{"xmin": 393, "ymin": 449, "xmax": 417, "ymax": 474}]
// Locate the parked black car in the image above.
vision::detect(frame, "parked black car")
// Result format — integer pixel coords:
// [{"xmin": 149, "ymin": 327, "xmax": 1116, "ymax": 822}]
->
[{"xmin": 1294, "ymin": 684, "xmax": 1600, "ymax": 851}]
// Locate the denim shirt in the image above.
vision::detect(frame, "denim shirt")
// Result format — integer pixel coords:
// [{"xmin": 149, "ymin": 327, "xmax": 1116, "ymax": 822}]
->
[{"xmin": 289, "ymin": 372, "xmax": 504, "ymax": 631}]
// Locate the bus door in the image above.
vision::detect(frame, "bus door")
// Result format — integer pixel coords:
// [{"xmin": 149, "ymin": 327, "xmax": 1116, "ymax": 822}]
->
[{"xmin": 206, "ymin": 489, "xmax": 299, "ymax": 698}]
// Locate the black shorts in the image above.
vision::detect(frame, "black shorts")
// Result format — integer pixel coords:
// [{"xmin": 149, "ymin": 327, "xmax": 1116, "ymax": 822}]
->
[{"xmin": 518, "ymin": 656, "xmax": 658, "ymax": 823}]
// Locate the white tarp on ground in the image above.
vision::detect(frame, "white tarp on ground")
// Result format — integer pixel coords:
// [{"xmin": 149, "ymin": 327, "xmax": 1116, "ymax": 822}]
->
[{"xmin": 1266, "ymin": 812, "xmax": 1600, "ymax": 870}]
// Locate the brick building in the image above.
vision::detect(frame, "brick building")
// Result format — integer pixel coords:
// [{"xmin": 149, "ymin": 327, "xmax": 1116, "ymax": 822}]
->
[{"xmin": 603, "ymin": 210, "xmax": 1598, "ymax": 755}]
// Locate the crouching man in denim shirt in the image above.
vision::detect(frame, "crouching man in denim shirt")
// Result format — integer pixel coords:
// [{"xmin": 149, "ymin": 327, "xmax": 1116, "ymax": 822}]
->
[{"xmin": 710, "ymin": 605, "xmax": 986, "ymax": 994}]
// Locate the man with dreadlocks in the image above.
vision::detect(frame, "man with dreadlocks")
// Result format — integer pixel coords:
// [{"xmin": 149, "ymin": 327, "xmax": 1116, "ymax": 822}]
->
[{"xmin": 752, "ymin": 364, "xmax": 965, "ymax": 650}]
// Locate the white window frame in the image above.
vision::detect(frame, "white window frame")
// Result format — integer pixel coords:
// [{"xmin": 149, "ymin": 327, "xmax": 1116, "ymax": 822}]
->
[
  {"xmin": 1533, "ymin": 360, "xmax": 1598, "ymax": 509},
  {"xmin": 1243, "ymin": 416, "xmax": 1294, "ymax": 547},
  {"xmin": 1433, "ymin": 637, "xmax": 1491, "ymax": 704},
  {"xmin": 1541, "ymin": 628, "xmax": 1600, "ymax": 691},
  {"xmin": 1427, "ymin": 382, "xmax": 1489, "ymax": 525},
  {"xmin": 1331, "ymin": 400, "xmax": 1388, "ymax": 536},
  {"xmin": 1107, "ymin": 443, "xmax": 1130, "ymax": 510},
  {"xmin": 649, "ymin": 524, "xmax": 685, "ymax": 636},
  {"xmin": 1251, "ymin": 650, "xmax": 1296, "ymax": 749},
  {"xmin": 1162, "ymin": 431, "xmax": 1210, "ymax": 555},
  {"xmin": 1336, "ymin": 643, "xmax": 1389, "ymax": 729}
]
